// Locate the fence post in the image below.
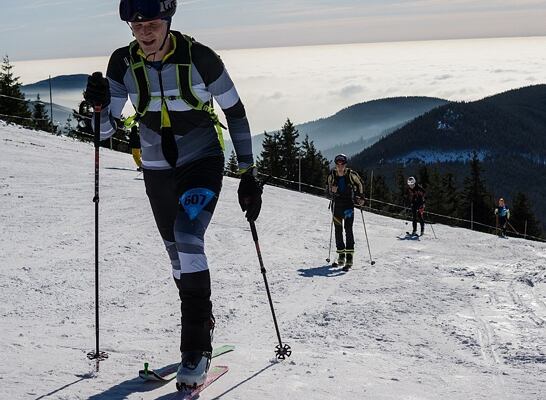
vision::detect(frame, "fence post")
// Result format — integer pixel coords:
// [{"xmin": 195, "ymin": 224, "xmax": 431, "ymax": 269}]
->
[
  {"xmin": 48, "ymin": 75, "xmax": 54, "ymax": 128},
  {"xmin": 470, "ymin": 201, "xmax": 474, "ymax": 230},
  {"xmin": 298, "ymin": 155, "xmax": 301, "ymax": 192},
  {"xmin": 369, "ymin": 170, "xmax": 374, "ymax": 210}
]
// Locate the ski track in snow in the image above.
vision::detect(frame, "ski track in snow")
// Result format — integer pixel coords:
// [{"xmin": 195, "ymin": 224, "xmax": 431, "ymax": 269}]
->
[{"xmin": 1, "ymin": 121, "xmax": 545, "ymax": 399}]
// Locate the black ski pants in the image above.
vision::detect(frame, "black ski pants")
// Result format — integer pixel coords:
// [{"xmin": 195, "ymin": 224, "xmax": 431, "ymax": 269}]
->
[
  {"xmin": 498, "ymin": 215, "xmax": 508, "ymax": 236},
  {"xmin": 143, "ymin": 156, "xmax": 224, "ymax": 353},
  {"xmin": 411, "ymin": 205, "xmax": 425, "ymax": 233},
  {"xmin": 333, "ymin": 202, "xmax": 355, "ymax": 251}
]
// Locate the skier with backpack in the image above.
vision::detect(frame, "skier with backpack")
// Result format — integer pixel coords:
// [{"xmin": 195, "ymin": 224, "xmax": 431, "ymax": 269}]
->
[
  {"xmin": 83, "ymin": 0, "xmax": 262, "ymax": 388},
  {"xmin": 494, "ymin": 197, "xmax": 510, "ymax": 238},
  {"xmin": 407, "ymin": 176, "xmax": 426, "ymax": 236},
  {"xmin": 129, "ymin": 124, "xmax": 142, "ymax": 171},
  {"xmin": 326, "ymin": 154, "xmax": 365, "ymax": 271}
]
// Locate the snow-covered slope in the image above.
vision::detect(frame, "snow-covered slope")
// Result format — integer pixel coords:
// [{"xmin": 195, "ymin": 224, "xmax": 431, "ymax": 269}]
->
[{"xmin": 1, "ymin": 122, "xmax": 545, "ymax": 399}]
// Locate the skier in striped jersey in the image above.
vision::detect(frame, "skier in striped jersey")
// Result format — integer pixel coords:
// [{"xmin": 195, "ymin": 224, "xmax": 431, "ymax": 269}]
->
[{"xmin": 84, "ymin": 0, "xmax": 262, "ymax": 388}]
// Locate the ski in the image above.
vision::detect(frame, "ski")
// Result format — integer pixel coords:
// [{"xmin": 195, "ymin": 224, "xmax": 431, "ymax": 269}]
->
[
  {"xmin": 175, "ymin": 365, "xmax": 228, "ymax": 399},
  {"xmin": 105, "ymin": 166, "xmax": 141, "ymax": 172},
  {"xmin": 139, "ymin": 344, "xmax": 234, "ymax": 382}
]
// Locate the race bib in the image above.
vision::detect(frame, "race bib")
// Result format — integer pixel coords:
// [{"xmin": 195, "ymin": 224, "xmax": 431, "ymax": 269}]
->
[{"xmin": 179, "ymin": 188, "xmax": 216, "ymax": 220}]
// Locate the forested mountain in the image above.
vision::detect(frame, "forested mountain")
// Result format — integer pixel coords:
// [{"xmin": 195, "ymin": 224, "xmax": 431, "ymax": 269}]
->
[{"xmin": 351, "ymin": 85, "xmax": 546, "ymax": 232}]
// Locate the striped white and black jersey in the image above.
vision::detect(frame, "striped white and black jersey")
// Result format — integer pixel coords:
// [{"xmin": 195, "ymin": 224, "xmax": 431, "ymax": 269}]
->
[{"xmin": 98, "ymin": 31, "xmax": 254, "ymax": 171}]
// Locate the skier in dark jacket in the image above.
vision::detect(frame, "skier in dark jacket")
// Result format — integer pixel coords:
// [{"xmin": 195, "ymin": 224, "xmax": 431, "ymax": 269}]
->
[
  {"xmin": 84, "ymin": 0, "xmax": 261, "ymax": 388},
  {"xmin": 494, "ymin": 197, "xmax": 510, "ymax": 237},
  {"xmin": 326, "ymin": 154, "xmax": 365, "ymax": 270},
  {"xmin": 129, "ymin": 124, "xmax": 142, "ymax": 171},
  {"xmin": 407, "ymin": 176, "xmax": 426, "ymax": 236}
]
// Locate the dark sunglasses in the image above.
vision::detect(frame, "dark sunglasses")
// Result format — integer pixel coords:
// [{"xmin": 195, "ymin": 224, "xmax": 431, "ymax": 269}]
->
[{"xmin": 335, "ymin": 161, "xmax": 347, "ymax": 165}]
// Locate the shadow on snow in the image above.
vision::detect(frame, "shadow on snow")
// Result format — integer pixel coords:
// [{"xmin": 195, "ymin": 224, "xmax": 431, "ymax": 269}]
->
[
  {"xmin": 297, "ymin": 264, "xmax": 346, "ymax": 277},
  {"xmin": 85, "ymin": 362, "xmax": 277, "ymax": 400},
  {"xmin": 34, "ymin": 373, "xmax": 95, "ymax": 400}
]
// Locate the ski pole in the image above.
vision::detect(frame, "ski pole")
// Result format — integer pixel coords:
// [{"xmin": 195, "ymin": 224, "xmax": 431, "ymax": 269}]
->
[
  {"xmin": 248, "ymin": 221, "xmax": 292, "ymax": 360},
  {"xmin": 402, "ymin": 205, "xmax": 410, "ymax": 228},
  {"xmin": 326, "ymin": 198, "xmax": 335, "ymax": 263},
  {"xmin": 507, "ymin": 221, "xmax": 520, "ymax": 236},
  {"xmin": 428, "ymin": 220, "xmax": 437, "ymax": 239},
  {"xmin": 87, "ymin": 98, "xmax": 108, "ymax": 370},
  {"xmin": 423, "ymin": 210, "xmax": 437, "ymax": 239},
  {"xmin": 359, "ymin": 209, "xmax": 376, "ymax": 265}
]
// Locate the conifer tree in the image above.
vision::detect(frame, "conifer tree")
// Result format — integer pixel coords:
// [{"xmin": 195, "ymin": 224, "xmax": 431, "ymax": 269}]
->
[
  {"xmin": 227, "ymin": 150, "xmax": 239, "ymax": 175},
  {"xmin": 394, "ymin": 167, "xmax": 407, "ymax": 208},
  {"xmin": 369, "ymin": 173, "xmax": 391, "ymax": 211},
  {"xmin": 418, "ymin": 164, "xmax": 430, "ymax": 189},
  {"xmin": 32, "ymin": 94, "xmax": 56, "ymax": 133},
  {"xmin": 426, "ymin": 168, "xmax": 445, "ymax": 215},
  {"xmin": 510, "ymin": 192, "xmax": 543, "ymax": 239},
  {"xmin": 442, "ymin": 172, "xmax": 460, "ymax": 220},
  {"xmin": 299, "ymin": 135, "xmax": 329, "ymax": 188},
  {"xmin": 257, "ymin": 130, "xmax": 282, "ymax": 177},
  {"xmin": 278, "ymin": 118, "xmax": 300, "ymax": 181},
  {"xmin": 0, "ymin": 55, "xmax": 32, "ymax": 126},
  {"xmin": 459, "ymin": 152, "xmax": 493, "ymax": 231}
]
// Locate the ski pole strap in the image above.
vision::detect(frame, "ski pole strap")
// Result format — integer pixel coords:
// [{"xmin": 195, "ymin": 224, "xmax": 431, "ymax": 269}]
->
[{"xmin": 93, "ymin": 105, "xmax": 102, "ymax": 148}]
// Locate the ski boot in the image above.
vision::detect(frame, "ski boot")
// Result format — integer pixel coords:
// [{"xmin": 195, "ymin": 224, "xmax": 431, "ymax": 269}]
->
[
  {"xmin": 342, "ymin": 252, "xmax": 353, "ymax": 271},
  {"xmin": 176, "ymin": 351, "xmax": 212, "ymax": 390},
  {"xmin": 176, "ymin": 315, "xmax": 215, "ymax": 390},
  {"xmin": 420, "ymin": 227, "xmax": 425, "ymax": 236},
  {"xmin": 332, "ymin": 251, "xmax": 345, "ymax": 267}
]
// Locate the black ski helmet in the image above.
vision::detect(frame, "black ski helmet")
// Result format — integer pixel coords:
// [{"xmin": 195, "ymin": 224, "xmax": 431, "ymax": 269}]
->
[
  {"xmin": 334, "ymin": 154, "xmax": 348, "ymax": 164},
  {"xmin": 119, "ymin": 0, "xmax": 177, "ymax": 22}
]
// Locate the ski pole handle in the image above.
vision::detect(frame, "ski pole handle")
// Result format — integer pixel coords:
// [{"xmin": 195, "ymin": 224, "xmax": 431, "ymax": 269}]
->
[{"xmin": 93, "ymin": 104, "xmax": 102, "ymax": 149}]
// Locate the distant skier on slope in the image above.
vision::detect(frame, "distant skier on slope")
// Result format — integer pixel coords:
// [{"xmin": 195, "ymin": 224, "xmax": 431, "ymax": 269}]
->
[
  {"xmin": 326, "ymin": 154, "xmax": 365, "ymax": 270},
  {"xmin": 129, "ymin": 125, "xmax": 142, "ymax": 171},
  {"xmin": 494, "ymin": 197, "xmax": 510, "ymax": 238},
  {"xmin": 407, "ymin": 176, "xmax": 426, "ymax": 236},
  {"xmin": 83, "ymin": 0, "xmax": 261, "ymax": 389}
]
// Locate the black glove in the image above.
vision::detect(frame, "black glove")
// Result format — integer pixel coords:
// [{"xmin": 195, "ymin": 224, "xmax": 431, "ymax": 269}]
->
[
  {"xmin": 354, "ymin": 194, "xmax": 365, "ymax": 207},
  {"xmin": 84, "ymin": 72, "xmax": 110, "ymax": 107},
  {"xmin": 238, "ymin": 169, "xmax": 262, "ymax": 222}
]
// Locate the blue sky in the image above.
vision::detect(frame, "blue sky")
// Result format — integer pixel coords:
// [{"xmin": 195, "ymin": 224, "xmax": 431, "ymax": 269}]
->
[{"xmin": 2, "ymin": 0, "xmax": 546, "ymax": 60}]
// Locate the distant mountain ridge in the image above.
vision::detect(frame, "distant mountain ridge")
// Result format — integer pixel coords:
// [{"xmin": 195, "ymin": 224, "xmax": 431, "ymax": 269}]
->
[
  {"xmin": 22, "ymin": 74, "xmax": 88, "ymax": 92},
  {"xmin": 352, "ymin": 85, "xmax": 546, "ymax": 165},
  {"xmin": 21, "ymin": 75, "xmax": 88, "ymax": 121},
  {"xmin": 296, "ymin": 96, "xmax": 448, "ymax": 152},
  {"xmin": 226, "ymin": 96, "xmax": 448, "ymax": 158}
]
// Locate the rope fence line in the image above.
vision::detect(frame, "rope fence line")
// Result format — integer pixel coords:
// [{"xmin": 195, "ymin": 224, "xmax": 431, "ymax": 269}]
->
[
  {"xmin": 0, "ymin": 92, "xmax": 47, "ymax": 103},
  {"xmin": 72, "ymin": 130, "xmax": 129, "ymax": 146},
  {"xmin": 225, "ymin": 170, "xmax": 545, "ymax": 243},
  {"xmin": 363, "ymin": 197, "xmax": 544, "ymax": 242},
  {"xmin": 0, "ymin": 112, "xmax": 49, "ymax": 121},
  {"xmin": 0, "ymin": 108, "xmax": 130, "ymax": 146},
  {"xmin": 0, "ymin": 92, "xmax": 93, "ymax": 122}
]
